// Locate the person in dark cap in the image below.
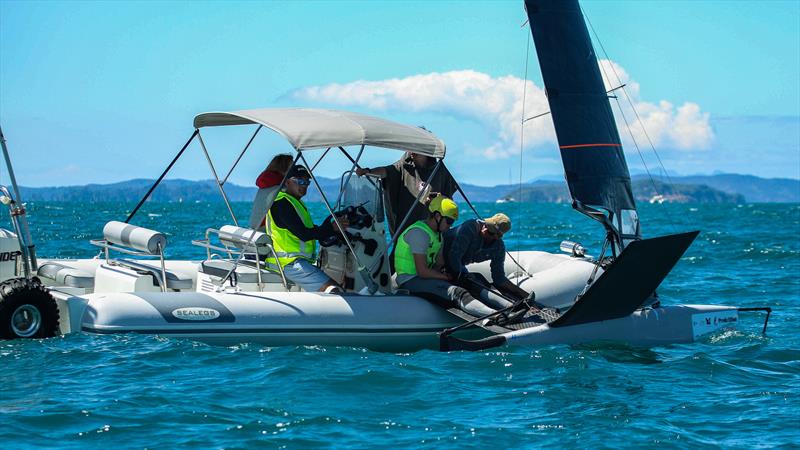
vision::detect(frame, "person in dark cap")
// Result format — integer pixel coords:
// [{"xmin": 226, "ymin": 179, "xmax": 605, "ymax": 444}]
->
[
  {"xmin": 264, "ymin": 165, "xmax": 349, "ymax": 293},
  {"xmin": 443, "ymin": 213, "xmax": 533, "ymax": 310},
  {"xmin": 356, "ymin": 152, "xmax": 457, "ymax": 237}
]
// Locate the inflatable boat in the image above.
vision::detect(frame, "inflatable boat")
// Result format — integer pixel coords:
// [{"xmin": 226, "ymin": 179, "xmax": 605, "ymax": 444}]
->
[{"xmin": 0, "ymin": 0, "xmax": 770, "ymax": 351}]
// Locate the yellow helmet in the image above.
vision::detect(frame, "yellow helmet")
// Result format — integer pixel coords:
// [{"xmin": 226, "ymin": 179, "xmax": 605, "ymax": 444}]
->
[{"xmin": 429, "ymin": 196, "xmax": 459, "ymax": 220}]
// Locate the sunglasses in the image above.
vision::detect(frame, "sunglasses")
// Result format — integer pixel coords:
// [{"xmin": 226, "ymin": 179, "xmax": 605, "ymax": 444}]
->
[
  {"xmin": 444, "ymin": 217, "xmax": 455, "ymax": 226},
  {"xmin": 291, "ymin": 177, "xmax": 311, "ymax": 186}
]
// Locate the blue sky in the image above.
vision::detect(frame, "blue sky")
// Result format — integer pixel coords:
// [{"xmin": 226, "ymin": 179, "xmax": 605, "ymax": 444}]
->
[{"xmin": 1, "ymin": 0, "xmax": 798, "ymax": 187}]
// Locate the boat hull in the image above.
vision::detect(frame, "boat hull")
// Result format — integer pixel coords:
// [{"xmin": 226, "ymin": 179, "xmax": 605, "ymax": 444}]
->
[
  {"xmin": 504, "ymin": 304, "xmax": 739, "ymax": 347},
  {"xmin": 76, "ymin": 291, "xmax": 482, "ymax": 351},
  {"xmin": 68, "ymin": 290, "xmax": 740, "ymax": 351}
]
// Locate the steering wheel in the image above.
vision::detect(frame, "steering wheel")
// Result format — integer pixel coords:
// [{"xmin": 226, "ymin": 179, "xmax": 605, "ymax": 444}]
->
[{"xmin": 319, "ymin": 204, "xmax": 374, "ymax": 247}]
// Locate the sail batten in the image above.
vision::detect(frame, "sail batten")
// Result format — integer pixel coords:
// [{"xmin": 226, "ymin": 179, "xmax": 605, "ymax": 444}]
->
[{"xmin": 525, "ymin": 0, "xmax": 638, "ymax": 239}]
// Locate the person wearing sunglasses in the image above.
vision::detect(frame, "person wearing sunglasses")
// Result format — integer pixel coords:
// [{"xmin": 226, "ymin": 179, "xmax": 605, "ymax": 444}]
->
[
  {"xmin": 394, "ymin": 197, "xmax": 518, "ymax": 323},
  {"xmin": 265, "ymin": 165, "xmax": 349, "ymax": 293},
  {"xmin": 443, "ymin": 213, "xmax": 534, "ymax": 315}
]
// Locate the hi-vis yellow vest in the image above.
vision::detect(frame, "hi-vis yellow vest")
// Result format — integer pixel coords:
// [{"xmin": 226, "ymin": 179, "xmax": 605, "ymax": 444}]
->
[
  {"xmin": 265, "ymin": 192, "xmax": 317, "ymax": 269},
  {"xmin": 394, "ymin": 220, "xmax": 441, "ymax": 276}
]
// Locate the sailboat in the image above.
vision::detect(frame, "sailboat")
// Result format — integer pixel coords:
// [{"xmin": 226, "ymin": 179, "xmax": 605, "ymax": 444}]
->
[{"xmin": 0, "ymin": 0, "xmax": 769, "ymax": 351}]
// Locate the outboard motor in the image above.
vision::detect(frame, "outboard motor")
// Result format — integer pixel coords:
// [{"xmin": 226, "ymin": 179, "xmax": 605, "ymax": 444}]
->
[
  {"xmin": 0, "ymin": 228, "xmax": 22, "ymax": 283},
  {"xmin": 0, "ymin": 127, "xmax": 60, "ymax": 339}
]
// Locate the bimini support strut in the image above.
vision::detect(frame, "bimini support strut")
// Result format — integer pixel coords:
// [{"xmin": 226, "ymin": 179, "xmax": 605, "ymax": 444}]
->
[
  {"xmin": 197, "ymin": 130, "xmax": 239, "ymax": 226},
  {"xmin": 361, "ymin": 158, "xmax": 443, "ymax": 277},
  {"xmin": 221, "ymin": 125, "xmax": 263, "ymax": 186},
  {"xmin": 126, "ymin": 129, "xmax": 199, "ymax": 224}
]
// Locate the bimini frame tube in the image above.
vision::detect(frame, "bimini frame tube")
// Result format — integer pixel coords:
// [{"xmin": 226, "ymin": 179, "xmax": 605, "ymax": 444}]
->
[
  {"xmin": 334, "ymin": 145, "xmax": 365, "ymax": 209},
  {"xmin": 197, "ymin": 130, "xmax": 239, "ymax": 226},
  {"xmin": 337, "ymin": 146, "xmax": 381, "ymax": 193},
  {"xmin": 391, "ymin": 158, "xmax": 441, "ymax": 243},
  {"xmin": 0, "ymin": 125, "xmax": 38, "ymax": 273},
  {"xmin": 221, "ymin": 125, "xmax": 263, "ymax": 186},
  {"xmin": 126, "ymin": 129, "xmax": 199, "ymax": 223},
  {"xmin": 365, "ymin": 158, "xmax": 443, "ymax": 275}
]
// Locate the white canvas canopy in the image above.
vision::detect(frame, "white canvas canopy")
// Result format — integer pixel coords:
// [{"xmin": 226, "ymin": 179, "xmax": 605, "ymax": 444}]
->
[{"xmin": 193, "ymin": 108, "xmax": 446, "ymax": 158}]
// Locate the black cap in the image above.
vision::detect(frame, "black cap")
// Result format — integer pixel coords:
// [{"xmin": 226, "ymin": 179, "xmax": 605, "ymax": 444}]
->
[{"xmin": 287, "ymin": 165, "xmax": 310, "ymax": 179}]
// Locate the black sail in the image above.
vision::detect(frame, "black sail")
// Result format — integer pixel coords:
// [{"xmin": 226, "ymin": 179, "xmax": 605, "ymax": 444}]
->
[{"xmin": 525, "ymin": 0, "xmax": 638, "ymax": 237}]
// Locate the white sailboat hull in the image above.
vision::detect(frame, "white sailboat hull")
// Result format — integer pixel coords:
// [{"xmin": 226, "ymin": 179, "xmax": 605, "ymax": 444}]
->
[{"xmin": 504, "ymin": 304, "xmax": 738, "ymax": 347}]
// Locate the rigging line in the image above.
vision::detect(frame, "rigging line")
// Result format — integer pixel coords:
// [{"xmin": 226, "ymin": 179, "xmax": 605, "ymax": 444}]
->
[
  {"xmin": 517, "ymin": 25, "xmax": 531, "ymax": 266},
  {"xmin": 523, "ymin": 111, "xmax": 550, "ymax": 123},
  {"xmin": 444, "ymin": 162, "xmax": 532, "ymax": 278},
  {"xmin": 589, "ymin": 32, "xmax": 661, "ymax": 201},
  {"xmin": 611, "ymin": 95, "xmax": 661, "ymax": 199},
  {"xmin": 523, "ymin": 86, "xmax": 624, "ymax": 123},
  {"xmin": 582, "ymin": 5, "xmax": 678, "ymax": 192},
  {"xmin": 581, "ymin": 5, "xmax": 681, "ymax": 233}
]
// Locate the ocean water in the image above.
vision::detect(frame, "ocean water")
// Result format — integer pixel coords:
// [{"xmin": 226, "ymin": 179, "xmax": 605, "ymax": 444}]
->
[{"xmin": 1, "ymin": 202, "xmax": 798, "ymax": 448}]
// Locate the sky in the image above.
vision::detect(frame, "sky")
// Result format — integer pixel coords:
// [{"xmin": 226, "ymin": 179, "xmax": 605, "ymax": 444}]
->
[{"xmin": 0, "ymin": 0, "xmax": 798, "ymax": 188}]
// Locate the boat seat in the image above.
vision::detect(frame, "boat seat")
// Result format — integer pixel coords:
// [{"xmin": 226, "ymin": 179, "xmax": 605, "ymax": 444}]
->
[
  {"xmin": 37, "ymin": 262, "xmax": 95, "ymax": 288},
  {"xmin": 200, "ymin": 259, "xmax": 284, "ymax": 285},
  {"xmin": 117, "ymin": 259, "xmax": 195, "ymax": 290}
]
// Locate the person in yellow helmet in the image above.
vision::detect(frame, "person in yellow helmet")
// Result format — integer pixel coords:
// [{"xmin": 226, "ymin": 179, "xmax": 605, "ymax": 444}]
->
[{"xmin": 394, "ymin": 196, "xmax": 524, "ymax": 325}]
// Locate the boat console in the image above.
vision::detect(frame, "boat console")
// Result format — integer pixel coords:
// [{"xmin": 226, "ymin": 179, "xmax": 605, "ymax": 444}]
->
[{"xmin": 319, "ymin": 172, "xmax": 392, "ymax": 294}]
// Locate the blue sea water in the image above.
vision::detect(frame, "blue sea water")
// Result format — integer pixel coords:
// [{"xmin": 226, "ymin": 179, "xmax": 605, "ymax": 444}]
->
[{"xmin": 1, "ymin": 202, "xmax": 798, "ymax": 448}]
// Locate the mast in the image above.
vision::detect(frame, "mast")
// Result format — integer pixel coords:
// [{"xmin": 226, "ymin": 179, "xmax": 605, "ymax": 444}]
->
[{"xmin": 524, "ymin": 0, "xmax": 640, "ymax": 251}]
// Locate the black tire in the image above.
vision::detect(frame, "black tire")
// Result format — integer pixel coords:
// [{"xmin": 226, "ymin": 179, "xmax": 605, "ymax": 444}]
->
[{"xmin": 0, "ymin": 277, "xmax": 60, "ymax": 339}]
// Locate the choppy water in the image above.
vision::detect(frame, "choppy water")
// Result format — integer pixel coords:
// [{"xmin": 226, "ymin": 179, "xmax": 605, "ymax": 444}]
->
[{"xmin": 2, "ymin": 202, "xmax": 798, "ymax": 448}]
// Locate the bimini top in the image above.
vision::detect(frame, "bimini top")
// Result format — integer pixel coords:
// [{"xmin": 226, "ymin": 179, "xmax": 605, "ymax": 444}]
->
[{"xmin": 193, "ymin": 108, "xmax": 446, "ymax": 158}]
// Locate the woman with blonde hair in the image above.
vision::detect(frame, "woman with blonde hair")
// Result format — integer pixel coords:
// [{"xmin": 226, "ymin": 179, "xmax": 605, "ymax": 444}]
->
[{"xmin": 248, "ymin": 154, "xmax": 294, "ymax": 230}]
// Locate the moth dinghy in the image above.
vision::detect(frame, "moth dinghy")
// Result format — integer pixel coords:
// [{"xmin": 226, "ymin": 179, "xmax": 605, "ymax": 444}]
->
[{"xmin": 0, "ymin": 0, "xmax": 770, "ymax": 351}]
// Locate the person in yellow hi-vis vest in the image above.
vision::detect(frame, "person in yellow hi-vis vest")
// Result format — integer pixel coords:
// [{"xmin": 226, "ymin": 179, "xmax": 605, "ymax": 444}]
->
[
  {"xmin": 394, "ymin": 196, "xmax": 525, "ymax": 326},
  {"xmin": 265, "ymin": 165, "xmax": 349, "ymax": 293}
]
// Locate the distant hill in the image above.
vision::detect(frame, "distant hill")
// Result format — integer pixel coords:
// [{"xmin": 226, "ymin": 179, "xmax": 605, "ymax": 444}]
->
[
  {"xmin": 645, "ymin": 174, "xmax": 799, "ymax": 203},
  {"xmin": 494, "ymin": 179, "xmax": 743, "ymax": 204},
  {"xmin": 18, "ymin": 173, "xmax": 797, "ymax": 203},
  {"xmin": 466, "ymin": 173, "xmax": 796, "ymax": 203},
  {"xmin": 19, "ymin": 178, "xmax": 340, "ymax": 203}
]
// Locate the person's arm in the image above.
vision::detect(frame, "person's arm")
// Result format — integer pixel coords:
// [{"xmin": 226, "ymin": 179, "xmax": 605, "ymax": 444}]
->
[
  {"xmin": 445, "ymin": 223, "xmax": 474, "ymax": 278},
  {"xmin": 497, "ymin": 279, "xmax": 530, "ymax": 301},
  {"xmin": 403, "ymin": 228, "xmax": 450, "ymax": 281},
  {"xmin": 490, "ymin": 240, "xmax": 530, "ymax": 300},
  {"xmin": 270, "ymin": 199, "xmax": 335, "ymax": 241},
  {"xmin": 433, "ymin": 246, "xmax": 445, "ymax": 271},
  {"xmin": 355, "ymin": 166, "xmax": 388, "ymax": 178},
  {"xmin": 413, "ymin": 253, "xmax": 450, "ymax": 281},
  {"xmin": 488, "ymin": 240, "xmax": 509, "ymax": 284}
]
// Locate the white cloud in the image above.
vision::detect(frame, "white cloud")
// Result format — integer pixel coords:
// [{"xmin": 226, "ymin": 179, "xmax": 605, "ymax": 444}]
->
[
  {"xmin": 597, "ymin": 60, "xmax": 713, "ymax": 151},
  {"xmin": 290, "ymin": 63, "xmax": 713, "ymax": 159}
]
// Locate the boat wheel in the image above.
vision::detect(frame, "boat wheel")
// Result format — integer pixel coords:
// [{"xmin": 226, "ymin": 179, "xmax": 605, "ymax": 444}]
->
[{"xmin": 0, "ymin": 278, "xmax": 60, "ymax": 339}]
